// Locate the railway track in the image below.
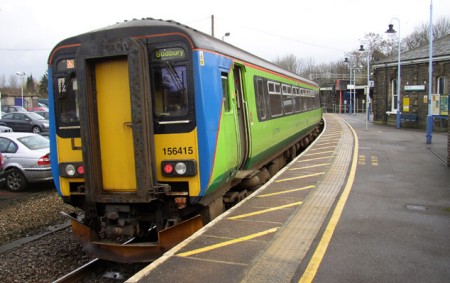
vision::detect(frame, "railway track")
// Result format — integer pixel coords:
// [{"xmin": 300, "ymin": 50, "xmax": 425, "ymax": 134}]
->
[{"xmin": 53, "ymin": 258, "xmax": 147, "ymax": 283}]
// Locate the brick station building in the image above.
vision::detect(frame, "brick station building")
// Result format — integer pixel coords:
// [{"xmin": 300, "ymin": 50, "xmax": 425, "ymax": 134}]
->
[{"xmin": 372, "ymin": 34, "xmax": 449, "ymax": 166}]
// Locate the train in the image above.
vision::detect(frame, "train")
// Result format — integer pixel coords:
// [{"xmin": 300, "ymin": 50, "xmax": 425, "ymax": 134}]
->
[{"xmin": 48, "ymin": 18, "xmax": 323, "ymax": 262}]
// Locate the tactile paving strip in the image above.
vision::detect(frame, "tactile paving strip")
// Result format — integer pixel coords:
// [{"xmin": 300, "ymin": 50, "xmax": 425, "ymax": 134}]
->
[{"xmin": 241, "ymin": 114, "xmax": 354, "ymax": 283}]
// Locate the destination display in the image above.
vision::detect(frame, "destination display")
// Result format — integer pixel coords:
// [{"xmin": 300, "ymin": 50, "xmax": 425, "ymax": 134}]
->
[{"xmin": 153, "ymin": 48, "xmax": 185, "ymax": 60}]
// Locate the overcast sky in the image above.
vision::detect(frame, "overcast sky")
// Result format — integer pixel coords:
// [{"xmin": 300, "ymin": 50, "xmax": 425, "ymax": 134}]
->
[{"xmin": 1, "ymin": 0, "xmax": 448, "ymax": 82}]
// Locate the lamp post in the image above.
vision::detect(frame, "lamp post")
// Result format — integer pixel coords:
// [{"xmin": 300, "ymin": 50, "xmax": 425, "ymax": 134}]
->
[
  {"xmin": 344, "ymin": 57, "xmax": 353, "ymax": 114},
  {"xmin": 386, "ymin": 19, "xmax": 401, "ymax": 128},
  {"xmin": 16, "ymin": 71, "xmax": 26, "ymax": 108},
  {"xmin": 359, "ymin": 45, "xmax": 370, "ymax": 131},
  {"xmin": 426, "ymin": 0, "xmax": 433, "ymax": 144},
  {"xmin": 222, "ymin": 32, "xmax": 230, "ymax": 41}
]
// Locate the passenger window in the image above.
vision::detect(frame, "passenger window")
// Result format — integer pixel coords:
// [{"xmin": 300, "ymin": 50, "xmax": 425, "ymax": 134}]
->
[
  {"xmin": 255, "ymin": 77, "xmax": 267, "ymax": 120},
  {"xmin": 293, "ymin": 87, "xmax": 302, "ymax": 112},
  {"xmin": 221, "ymin": 73, "xmax": 230, "ymax": 112},
  {"xmin": 282, "ymin": 85, "xmax": 293, "ymax": 114},
  {"xmin": 268, "ymin": 81, "xmax": 282, "ymax": 117}
]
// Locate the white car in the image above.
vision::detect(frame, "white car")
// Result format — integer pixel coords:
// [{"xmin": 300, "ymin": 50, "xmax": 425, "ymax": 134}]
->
[
  {"xmin": 0, "ymin": 125, "xmax": 12, "ymax": 132},
  {"xmin": 0, "ymin": 132, "xmax": 51, "ymax": 191}
]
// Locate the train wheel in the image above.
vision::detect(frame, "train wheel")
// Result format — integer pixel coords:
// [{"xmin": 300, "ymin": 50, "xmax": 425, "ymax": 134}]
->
[{"xmin": 6, "ymin": 168, "xmax": 28, "ymax": 192}]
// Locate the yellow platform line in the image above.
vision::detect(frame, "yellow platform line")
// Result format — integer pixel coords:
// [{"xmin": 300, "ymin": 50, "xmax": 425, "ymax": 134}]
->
[
  {"xmin": 371, "ymin": 156, "xmax": 379, "ymax": 166},
  {"xmin": 297, "ymin": 156, "xmax": 330, "ymax": 163},
  {"xmin": 358, "ymin": 155, "xmax": 366, "ymax": 165},
  {"xmin": 299, "ymin": 120, "xmax": 359, "ymax": 283},
  {"xmin": 304, "ymin": 150, "xmax": 335, "ymax": 156},
  {"xmin": 177, "ymin": 227, "xmax": 280, "ymax": 257},
  {"xmin": 289, "ymin": 163, "xmax": 330, "ymax": 170},
  {"xmin": 318, "ymin": 138, "xmax": 340, "ymax": 143},
  {"xmin": 320, "ymin": 133, "xmax": 342, "ymax": 138},
  {"xmin": 315, "ymin": 141, "xmax": 339, "ymax": 147},
  {"xmin": 257, "ymin": 185, "xmax": 316, "ymax": 197},
  {"xmin": 310, "ymin": 146, "xmax": 336, "ymax": 151},
  {"xmin": 228, "ymin": 201, "xmax": 302, "ymax": 220},
  {"xmin": 276, "ymin": 172, "xmax": 325, "ymax": 183}
]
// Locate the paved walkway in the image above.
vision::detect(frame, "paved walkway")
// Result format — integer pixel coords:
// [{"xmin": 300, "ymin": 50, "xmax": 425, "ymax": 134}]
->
[
  {"xmin": 128, "ymin": 113, "xmax": 450, "ymax": 283},
  {"xmin": 306, "ymin": 114, "xmax": 450, "ymax": 282}
]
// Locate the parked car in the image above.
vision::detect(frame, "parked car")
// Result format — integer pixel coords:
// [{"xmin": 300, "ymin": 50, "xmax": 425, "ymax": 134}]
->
[
  {"xmin": 0, "ymin": 125, "xmax": 13, "ymax": 132},
  {"xmin": 1, "ymin": 105, "xmax": 28, "ymax": 113},
  {"xmin": 0, "ymin": 112, "xmax": 49, "ymax": 133},
  {"xmin": 33, "ymin": 110, "xmax": 49, "ymax": 120},
  {"xmin": 0, "ymin": 133, "xmax": 51, "ymax": 191},
  {"xmin": 27, "ymin": 106, "xmax": 48, "ymax": 112},
  {"xmin": 38, "ymin": 99, "xmax": 49, "ymax": 108},
  {"xmin": 0, "ymin": 152, "xmax": 6, "ymax": 187}
]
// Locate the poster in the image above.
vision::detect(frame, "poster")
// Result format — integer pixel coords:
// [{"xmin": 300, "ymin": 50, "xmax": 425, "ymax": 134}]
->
[
  {"xmin": 403, "ymin": 97, "xmax": 410, "ymax": 112},
  {"xmin": 440, "ymin": 95, "xmax": 448, "ymax": 116},
  {"xmin": 431, "ymin": 94, "xmax": 440, "ymax": 115}
]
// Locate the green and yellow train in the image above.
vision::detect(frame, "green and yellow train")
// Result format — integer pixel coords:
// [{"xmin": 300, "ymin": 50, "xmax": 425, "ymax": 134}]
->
[{"xmin": 48, "ymin": 18, "xmax": 323, "ymax": 262}]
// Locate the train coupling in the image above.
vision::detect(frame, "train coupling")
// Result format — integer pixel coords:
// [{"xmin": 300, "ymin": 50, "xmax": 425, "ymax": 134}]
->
[{"xmin": 60, "ymin": 212, "xmax": 203, "ymax": 263}]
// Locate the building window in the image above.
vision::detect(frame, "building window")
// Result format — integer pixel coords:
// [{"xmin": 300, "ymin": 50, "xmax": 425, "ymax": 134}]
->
[
  {"xmin": 437, "ymin": 76, "xmax": 448, "ymax": 95},
  {"xmin": 391, "ymin": 79, "xmax": 398, "ymax": 112}
]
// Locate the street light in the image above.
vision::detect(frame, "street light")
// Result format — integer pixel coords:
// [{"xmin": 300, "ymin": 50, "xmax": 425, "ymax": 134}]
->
[
  {"xmin": 344, "ymin": 57, "xmax": 353, "ymax": 114},
  {"xmin": 16, "ymin": 71, "xmax": 26, "ymax": 108},
  {"xmin": 359, "ymin": 45, "xmax": 370, "ymax": 131},
  {"xmin": 222, "ymin": 32, "xmax": 230, "ymax": 41},
  {"xmin": 426, "ymin": 0, "xmax": 433, "ymax": 144},
  {"xmin": 353, "ymin": 67, "xmax": 361, "ymax": 115},
  {"xmin": 386, "ymin": 19, "xmax": 401, "ymax": 128}
]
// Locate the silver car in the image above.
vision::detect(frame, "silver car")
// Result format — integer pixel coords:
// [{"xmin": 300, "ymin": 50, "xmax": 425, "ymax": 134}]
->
[{"xmin": 0, "ymin": 133, "xmax": 52, "ymax": 192}]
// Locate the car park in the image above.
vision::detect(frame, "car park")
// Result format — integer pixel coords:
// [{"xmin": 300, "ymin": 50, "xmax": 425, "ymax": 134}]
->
[
  {"xmin": 1, "ymin": 105, "xmax": 28, "ymax": 113},
  {"xmin": 0, "ymin": 132, "xmax": 51, "ymax": 191},
  {"xmin": 0, "ymin": 112, "xmax": 49, "ymax": 133}
]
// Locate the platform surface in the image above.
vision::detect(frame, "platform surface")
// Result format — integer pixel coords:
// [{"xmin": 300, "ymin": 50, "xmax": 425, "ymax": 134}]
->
[{"xmin": 127, "ymin": 113, "xmax": 450, "ymax": 283}]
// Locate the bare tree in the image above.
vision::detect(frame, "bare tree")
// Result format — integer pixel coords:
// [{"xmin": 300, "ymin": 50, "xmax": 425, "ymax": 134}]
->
[
  {"xmin": 273, "ymin": 54, "xmax": 299, "ymax": 74},
  {"xmin": 298, "ymin": 57, "xmax": 316, "ymax": 78},
  {"xmin": 360, "ymin": 32, "xmax": 395, "ymax": 60},
  {"xmin": 0, "ymin": 75, "xmax": 6, "ymax": 88},
  {"xmin": 8, "ymin": 75, "xmax": 18, "ymax": 89},
  {"xmin": 403, "ymin": 16, "xmax": 450, "ymax": 51}
]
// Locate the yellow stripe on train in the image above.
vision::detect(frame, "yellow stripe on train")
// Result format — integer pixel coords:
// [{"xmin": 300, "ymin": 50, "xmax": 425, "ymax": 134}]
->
[
  {"xmin": 154, "ymin": 129, "xmax": 201, "ymax": 197},
  {"xmin": 56, "ymin": 136, "xmax": 83, "ymax": 196}
]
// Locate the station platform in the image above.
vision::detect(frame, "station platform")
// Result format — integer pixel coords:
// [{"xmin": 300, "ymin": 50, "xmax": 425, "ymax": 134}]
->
[{"xmin": 127, "ymin": 113, "xmax": 450, "ymax": 283}]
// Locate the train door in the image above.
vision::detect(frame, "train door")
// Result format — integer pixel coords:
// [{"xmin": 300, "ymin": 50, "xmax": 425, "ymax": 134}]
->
[
  {"xmin": 94, "ymin": 59, "xmax": 136, "ymax": 191},
  {"xmin": 77, "ymin": 38, "xmax": 156, "ymax": 202},
  {"xmin": 233, "ymin": 64, "xmax": 250, "ymax": 168}
]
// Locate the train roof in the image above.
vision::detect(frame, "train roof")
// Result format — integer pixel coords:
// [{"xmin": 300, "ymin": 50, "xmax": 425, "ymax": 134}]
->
[{"xmin": 50, "ymin": 18, "xmax": 318, "ymax": 87}]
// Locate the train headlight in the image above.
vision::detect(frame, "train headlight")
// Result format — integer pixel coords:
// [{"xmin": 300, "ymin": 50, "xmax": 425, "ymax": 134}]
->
[
  {"xmin": 161, "ymin": 160, "xmax": 196, "ymax": 177},
  {"xmin": 66, "ymin": 164, "xmax": 76, "ymax": 176},
  {"xmin": 175, "ymin": 162, "xmax": 187, "ymax": 175},
  {"xmin": 59, "ymin": 163, "xmax": 84, "ymax": 178}
]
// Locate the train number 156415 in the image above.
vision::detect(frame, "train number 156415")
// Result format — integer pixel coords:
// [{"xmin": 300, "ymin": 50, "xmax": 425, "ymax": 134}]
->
[{"xmin": 162, "ymin": 147, "xmax": 194, "ymax": 156}]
